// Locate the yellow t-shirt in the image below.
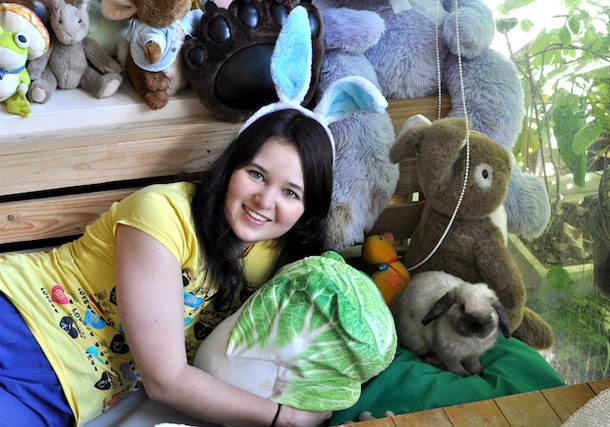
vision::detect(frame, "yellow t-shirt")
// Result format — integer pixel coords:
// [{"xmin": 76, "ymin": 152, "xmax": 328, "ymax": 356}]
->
[{"xmin": 0, "ymin": 182, "xmax": 281, "ymax": 425}]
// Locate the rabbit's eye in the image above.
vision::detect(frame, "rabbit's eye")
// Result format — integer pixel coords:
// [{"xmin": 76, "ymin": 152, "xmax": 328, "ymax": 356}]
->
[
  {"xmin": 459, "ymin": 303, "xmax": 465, "ymax": 312},
  {"xmin": 473, "ymin": 163, "xmax": 494, "ymax": 190}
]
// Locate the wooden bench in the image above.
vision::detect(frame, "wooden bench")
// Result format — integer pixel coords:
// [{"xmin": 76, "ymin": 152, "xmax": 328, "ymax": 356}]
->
[{"xmin": 1, "ymin": 94, "xmax": 607, "ymax": 425}]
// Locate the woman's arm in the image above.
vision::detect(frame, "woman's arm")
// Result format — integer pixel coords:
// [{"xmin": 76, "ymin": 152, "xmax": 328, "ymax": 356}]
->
[{"xmin": 115, "ymin": 224, "xmax": 330, "ymax": 426}]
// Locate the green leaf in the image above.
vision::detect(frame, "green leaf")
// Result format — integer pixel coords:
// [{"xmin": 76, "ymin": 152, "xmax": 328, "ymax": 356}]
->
[
  {"xmin": 559, "ymin": 26, "xmax": 572, "ymax": 45},
  {"xmin": 553, "ymin": 104, "xmax": 588, "ymax": 187},
  {"xmin": 520, "ymin": 19, "xmax": 534, "ymax": 32},
  {"xmin": 567, "ymin": 15, "xmax": 581, "ymax": 34},
  {"xmin": 529, "ymin": 29, "xmax": 563, "ymax": 66},
  {"xmin": 564, "ymin": 0, "xmax": 583, "ymax": 11},
  {"xmin": 497, "ymin": 17, "xmax": 519, "ymax": 34},
  {"xmin": 547, "ymin": 266, "xmax": 573, "ymax": 290},
  {"xmin": 500, "ymin": 0, "xmax": 535, "ymax": 13},
  {"xmin": 573, "ymin": 122, "xmax": 604, "ymax": 155}
]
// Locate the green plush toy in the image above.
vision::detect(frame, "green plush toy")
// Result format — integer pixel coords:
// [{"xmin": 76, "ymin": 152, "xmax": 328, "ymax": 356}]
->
[
  {"xmin": 0, "ymin": 3, "xmax": 49, "ymax": 116},
  {"xmin": 0, "ymin": 24, "xmax": 31, "ymax": 116},
  {"xmin": 194, "ymin": 251, "xmax": 397, "ymax": 411}
]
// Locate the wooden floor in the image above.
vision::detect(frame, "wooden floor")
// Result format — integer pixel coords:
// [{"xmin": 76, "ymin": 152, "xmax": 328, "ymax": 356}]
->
[{"xmin": 349, "ymin": 378, "xmax": 610, "ymax": 426}]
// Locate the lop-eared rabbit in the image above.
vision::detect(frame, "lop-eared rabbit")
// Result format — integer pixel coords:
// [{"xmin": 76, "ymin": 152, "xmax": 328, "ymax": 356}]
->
[{"xmin": 390, "ymin": 271, "xmax": 511, "ymax": 377}]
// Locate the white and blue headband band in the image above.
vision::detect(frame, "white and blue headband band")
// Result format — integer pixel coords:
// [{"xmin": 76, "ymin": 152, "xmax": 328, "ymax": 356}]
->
[{"xmin": 238, "ymin": 6, "xmax": 389, "ymax": 161}]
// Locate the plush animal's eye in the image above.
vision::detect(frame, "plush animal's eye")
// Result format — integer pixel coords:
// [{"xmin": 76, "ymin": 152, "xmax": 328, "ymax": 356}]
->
[
  {"xmin": 14, "ymin": 32, "xmax": 30, "ymax": 49},
  {"xmin": 473, "ymin": 163, "xmax": 494, "ymax": 190}
]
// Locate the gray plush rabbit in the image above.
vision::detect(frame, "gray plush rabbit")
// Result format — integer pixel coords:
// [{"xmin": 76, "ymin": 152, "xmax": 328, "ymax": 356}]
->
[{"xmin": 27, "ymin": 0, "xmax": 122, "ymax": 103}]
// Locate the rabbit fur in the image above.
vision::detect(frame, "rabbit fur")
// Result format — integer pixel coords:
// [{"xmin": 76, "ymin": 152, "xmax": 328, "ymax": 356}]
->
[{"xmin": 390, "ymin": 270, "xmax": 510, "ymax": 377}]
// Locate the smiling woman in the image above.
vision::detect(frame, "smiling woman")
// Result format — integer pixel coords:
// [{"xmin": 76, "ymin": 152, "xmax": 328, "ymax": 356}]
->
[
  {"xmin": 225, "ymin": 137, "xmax": 306, "ymax": 248},
  {"xmin": 193, "ymin": 108, "xmax": 334, "ymax": 311},
  {"xmin": 0, "ymin": 6, "xmax": 391, "ymax": 426}
]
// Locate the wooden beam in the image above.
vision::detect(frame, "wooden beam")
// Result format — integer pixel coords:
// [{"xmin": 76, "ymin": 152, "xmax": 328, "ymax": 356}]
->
[
  {"xmin": 0, "ymin": 188, "xmax": 136, "ymax": 244},
  {"xmin": 0, "ymin": 97, "xmax": 447, "ymax": 197}
]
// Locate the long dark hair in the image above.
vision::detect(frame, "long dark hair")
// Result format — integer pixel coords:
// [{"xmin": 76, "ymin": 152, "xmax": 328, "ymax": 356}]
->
[{"xmin": 192, "ymin": 109, "xmax": 333, "ymax": 309}]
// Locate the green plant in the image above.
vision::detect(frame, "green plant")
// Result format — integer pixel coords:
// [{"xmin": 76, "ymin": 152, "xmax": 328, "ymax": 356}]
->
[
  {"xmin": 529, "ymin": 285, "xmax": 610, "ymax": 383},
  {"xmin": 495, "ymin": 0, "xmax": 609, "ymax": 385},
  {"xmin": 496, "ymin": 0, "xmax": 609, "ymax": 208}
]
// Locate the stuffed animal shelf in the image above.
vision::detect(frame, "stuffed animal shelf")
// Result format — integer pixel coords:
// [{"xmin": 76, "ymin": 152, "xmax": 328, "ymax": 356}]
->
[
  {"xmin": 0, "ymin": 2, "xmax": 49, "ymax": 116},
  {"xmin": 389, "ymin": 114, "xmax": 554, "ymax": 351},
  {"xmin": 101, "ymin": 0, "xmax": 203, "ymax": 110},
  {"xmin": 362, "ymin": 232, "xmax": 410, "ymax": 304},
  {"xmin": 25, "ymin": 0, "xmax": 122, "ymax": 104}
]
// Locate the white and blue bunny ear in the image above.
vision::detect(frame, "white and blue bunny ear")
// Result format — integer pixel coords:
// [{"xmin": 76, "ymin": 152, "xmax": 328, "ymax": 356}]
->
[
  {"xmin": 239, "ymin": 5, "xmax": 389, "ymax": 162},
  {"xmin": 314, "ymin": 76, "xmax": 388, "ymax": 125},
  {"xmin": 270, "ymin": 6, "xmax": 312, "ymax": 105}
]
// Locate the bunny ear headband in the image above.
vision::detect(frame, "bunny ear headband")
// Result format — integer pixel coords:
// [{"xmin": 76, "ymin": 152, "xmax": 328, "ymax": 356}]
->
[{"xmin": 239, "ymin": 6, "xmax": 388, "ymax": 160}]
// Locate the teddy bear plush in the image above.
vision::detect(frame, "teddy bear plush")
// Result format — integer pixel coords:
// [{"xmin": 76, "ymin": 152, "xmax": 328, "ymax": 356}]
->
[
  {"xmin": 389, "ymin": 115, "xmax": 554, "ymax": 350},
  {"xmin": 314, "ymin": 5, "xmax": 399, "ymax": 250},
  {"xmin": 26, "ymin": 0, "xmax": 122, "ymax": 104},
  {"xmin": 101, "ymin": 0, "xmax": 203, "ymax": 110},
  {"xmin": 313, "ymin": 0, "xmax": 551, "ymax": 240},
  {"xmin": 0, "ymin": 2, "xmax": 49, "ymax": 116}
]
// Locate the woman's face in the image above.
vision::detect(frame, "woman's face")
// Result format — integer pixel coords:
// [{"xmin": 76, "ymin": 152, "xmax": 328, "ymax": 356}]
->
[{"xmin": 225, "ymin": 137, "xmax": 306, "ymax": 249}]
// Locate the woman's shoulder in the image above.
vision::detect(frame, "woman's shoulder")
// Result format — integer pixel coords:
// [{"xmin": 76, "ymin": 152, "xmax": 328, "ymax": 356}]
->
[
  {"xmin": 129, "ymin": 182, "xmax": 196, "ymax": 204},
  {"xmin": 114, "ymin": 182, "xmax": 197, "ymax": 225}
]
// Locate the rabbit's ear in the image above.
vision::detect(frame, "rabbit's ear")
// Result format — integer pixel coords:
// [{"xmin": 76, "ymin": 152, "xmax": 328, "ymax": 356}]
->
[
  {"xmin": 422, "ymin": 291, "xmax": 455, "ymax": 325},
  {"xmin": 314, "ymin": 76, "xmax": 388, "ymax": 125},
  {"xmin": 100, "ymin": 0, "xmax": 137, "ymax": 20},
  {"xmin": 493, "ymin": 300, "xmax": 511, "ymax": 339},
  {"xmin": 270, "ymin": 6, "xmax": 312, "ymax": 105},
  {"xmin": 389, "ymin": 114, "xmax": 431, "ymax": 163}
]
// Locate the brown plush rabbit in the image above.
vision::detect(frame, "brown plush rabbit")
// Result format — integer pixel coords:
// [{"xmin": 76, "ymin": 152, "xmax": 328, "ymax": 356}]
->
[{"xmin": 389, "ymin": 115, "xmax": 554, "ymax": 350}]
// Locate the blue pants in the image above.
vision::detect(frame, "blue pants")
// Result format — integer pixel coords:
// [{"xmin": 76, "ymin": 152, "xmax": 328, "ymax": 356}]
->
[{"xmin": 0, "ymin": 291, "xmax": 74, "ymax": 426}]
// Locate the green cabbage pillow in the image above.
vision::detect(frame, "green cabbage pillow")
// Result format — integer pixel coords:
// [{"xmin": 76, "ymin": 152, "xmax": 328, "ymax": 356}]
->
[{"xmin": 194, "ymin": 251, "xmax": 397, "ymax": 411}]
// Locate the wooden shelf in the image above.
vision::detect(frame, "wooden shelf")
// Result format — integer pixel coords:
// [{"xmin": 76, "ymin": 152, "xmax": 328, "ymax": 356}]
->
[{"xmin": 350, "ymin": 378, "xmax": 610, "ymax": 426}]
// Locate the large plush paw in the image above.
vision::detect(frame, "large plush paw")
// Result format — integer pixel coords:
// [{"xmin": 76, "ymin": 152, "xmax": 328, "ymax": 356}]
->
[{"xmin": 182, "ymin": 0, "xmax": 324, "ymax": 122}]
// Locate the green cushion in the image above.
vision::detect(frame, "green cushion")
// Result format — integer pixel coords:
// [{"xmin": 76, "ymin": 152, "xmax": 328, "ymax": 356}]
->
[{"xmin": 330, "ymin": 336, "xmax": 566, "ymax": 424}]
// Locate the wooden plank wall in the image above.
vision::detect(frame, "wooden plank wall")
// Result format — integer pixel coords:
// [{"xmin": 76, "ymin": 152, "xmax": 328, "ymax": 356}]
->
[{"xmin": 0, "ymin": 95, "xmax": 450, "ymax": 248}]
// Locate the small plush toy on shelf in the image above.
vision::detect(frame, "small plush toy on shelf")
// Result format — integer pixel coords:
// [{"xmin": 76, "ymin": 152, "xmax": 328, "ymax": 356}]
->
[
  {"xmin": 26, "ymin": 0, "xmax": 122, "ymax": 104},
  {"xmin": 362, "ymin": 232, "xmax": 410, "ymax": 305},
  {"xmin": 0, "ymin": 2, "xmax": 49, "ymax": 116},
  {"xmin": 101, "ymin": 0, "xmax": 203, "ymax": 110}
]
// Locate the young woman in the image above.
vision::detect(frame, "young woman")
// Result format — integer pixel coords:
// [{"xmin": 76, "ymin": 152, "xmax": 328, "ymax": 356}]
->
[{"xmin": 0, "ymin": 108, "xmax": 334, "ymax": 427}]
